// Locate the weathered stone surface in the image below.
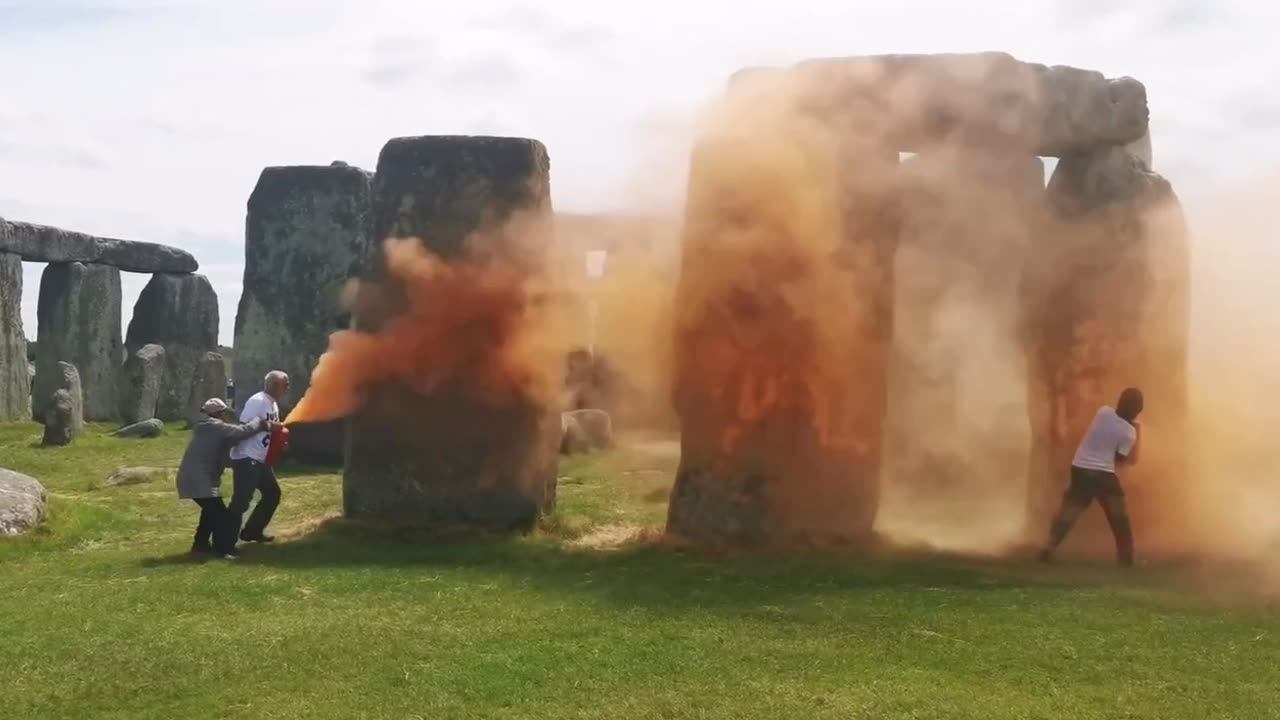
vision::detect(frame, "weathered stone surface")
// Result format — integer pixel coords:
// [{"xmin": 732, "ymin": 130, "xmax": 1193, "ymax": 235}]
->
[
  {"xmin": 1022, "ymin": 145, "xmax": 1190, "ymax": 555},
  {"xmin": 560, "ymin": 413, "xmax": 589, "ymax": 455},
  {"xmin": 103, "ymin": 466, "xmax": 170, "ymax": 487},
  {"xmin": 735, "ymin": 52, "xmax": 1148, "ymax": 156},
  {"xmin": 0, "ymin": 468, "xmax": 47, "ymax": 535},
  {"xmin": 344, "ymin": 135, "xmax": 560, "ymax": 529},
  {"xmin": 0, "ymin": 220, "xmax": 197, "ymax": 273},
  {"xmin": 35, "ymin": 263, "xmax": 119, "ymax": 422},
  {"xmin": 126, "ymin": 273, "xmax": 218, "ymax": 421},
  {"xmin": 880, "ymin": 149, "xmax": 1043, "ymax": 540},
  {"xmin": 560, "ymin": 409, "xmax": 613, "ymax": 454},
  {"xmin": 43, "ymin": 389, "xmax": 77, "ymax": 446},
  {"xmin": 286, "ymin": 419, "xmax": 345, "ymax": 466},
  {"xmin": 0, "ymin": 252, "xmax": 29, "ymax": 420},
  {"xmin": 1126, "ymin": 130, "xmax": 1153, "ymax": 168},
  {"xmin": 120, "ymin": 343, "xmax": 166, "ymax": 424},
  {"xmin": 112, "ymin": 418, "xmax": 164, "ymax": 438},
  {"xmin": 665, "ymin": 100, "xmax": 899, "ymax": 545},
  {"xmin": 234, "ymin": 164, "xmax": 372, "ymax": 436},
  {"xmin": 185, "ymin": 351, "xmax": 227, "ymax": 425}
]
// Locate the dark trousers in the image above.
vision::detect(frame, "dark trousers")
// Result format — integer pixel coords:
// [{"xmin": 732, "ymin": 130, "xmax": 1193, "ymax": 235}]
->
[
  {"xmin": 228, "ymin": 458, "xmax": 281, "ymax": 543},
  {"xmin": 1046, "ymin": 466, "xmax": 1134, "ymax": 565},
  {"xmin": 192, "ymin": 497, "xmax": 230, "ymax": 552}
]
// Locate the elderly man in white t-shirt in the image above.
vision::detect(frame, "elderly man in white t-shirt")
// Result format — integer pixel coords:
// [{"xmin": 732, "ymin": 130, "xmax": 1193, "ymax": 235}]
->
[
  {"xmin": 1039, "ymin": 387, "xmax": 1144, "ymax": 567},
  {"xmin": 227, "ymin": 370, "xmax": 289, "ymax": 551}
]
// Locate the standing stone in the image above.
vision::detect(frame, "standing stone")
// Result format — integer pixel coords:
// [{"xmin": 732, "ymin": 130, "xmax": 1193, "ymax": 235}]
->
[
  {"xmin": 185, "ymin": 351, "xmax": 227, "ymax": 425},
  {"xmin": 40, "ymin": 361, "xmax": 83, "ymax": 446},
  {"xmin": 665, "ymin": 84, "xmax": 901, "ymax": 545},
  {"xmin": 879, "ymin": 149, "xmax": 1043, "ymax": 540},
  {"xmin": 343, "ymin": 135, "xmax": 560, "ymax": 529},
  {"xmin": 126, "ymin": 273, "xmax": 218, "ymax": 421},
  {"xmin": 119, "ymin": 343, "xmax": 166, "ymax": 424},
  {"xmin": 34, "ymin": 262, "xmax": 121, "ymax": 422},
  {"xmin": 0, "ymin": 468, "xmax": 47, "ymax": 535},
  {"xmin": 0, "ymin": 252, "xmax": 29, "ymax": 420},
  {"xmin": 234, "ymin": 163, "xmax": 372, "ymax": 463},
  {"xmin": 1022, "ymin": 145, "xmax": 1191, "ymax": 555}
]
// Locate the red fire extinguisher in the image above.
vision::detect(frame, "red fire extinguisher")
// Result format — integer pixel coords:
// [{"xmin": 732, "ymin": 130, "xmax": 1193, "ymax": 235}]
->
[{"xmin": 264, "ymin": 424, "xmax": 290, "ymax": 466}]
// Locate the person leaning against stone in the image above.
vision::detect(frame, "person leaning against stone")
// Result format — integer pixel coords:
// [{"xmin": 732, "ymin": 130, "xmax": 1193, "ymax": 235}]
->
[
  {"xmin": 176, "ymin": 398, "xmax": 267, "ymax": 559},
  {"xmin": 227, "ymin": 371, "xmax": 289, "ymax": 550},
  {"xmin": 1039, "ymin": 387, "xmax": 1144, "ymax": 567}
]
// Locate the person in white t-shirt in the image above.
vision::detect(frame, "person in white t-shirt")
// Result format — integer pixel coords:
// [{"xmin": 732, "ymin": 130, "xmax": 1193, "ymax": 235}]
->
[
  {"xmin": 1039, "ymin": 387, "xmax": 1143, "ymax": 567},
  {"xmin": 226, "ymin": 370, "xmax": 289, "ymax": 552}
]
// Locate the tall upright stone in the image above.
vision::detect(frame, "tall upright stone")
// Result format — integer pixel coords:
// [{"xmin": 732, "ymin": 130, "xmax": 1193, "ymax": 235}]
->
[
  {"xmin": 34, "ymin": 262, "xmax": 122, "ymax": 422},
  {"xmin": 186, "ymin": 351, "xmax": 227, "ymax": 423},
  {"xmin": 126, "ymin": 273, "xmax": 219, "ymax": 422},
  {"xmin": 665, "ymin": 83, "xmax": 901, "ymax": 545},
  {"xmin": 880, "ymin": 149, "xmax": 1044, "ymax": 538},
  {"xmin": 119, "ymin": 344, "xmax": 166, "ymax": 424},
  {"xmin": 0, "ymin": 252, "xmax": 29, "ymax": 420},
  {"xmin": 1022, "ymin": 145, "xmax": 1191, "ymax": 555},
  {"xmin": 343, "ymin": 135, "xmax": 559, "ymax": 529},
  {"xmin": 234, "ymin": 163, "xmax": 372, "ymax": 461}
]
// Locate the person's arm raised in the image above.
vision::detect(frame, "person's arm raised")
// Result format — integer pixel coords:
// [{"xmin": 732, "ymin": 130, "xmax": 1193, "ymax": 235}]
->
[{"xmin": 1118, "ymin": 422, "xmax": 1141, "ymax": 467}]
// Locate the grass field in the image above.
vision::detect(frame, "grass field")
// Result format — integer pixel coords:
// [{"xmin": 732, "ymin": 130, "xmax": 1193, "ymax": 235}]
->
[{"xmin": 1, "ymin": 422, "xmax": 1278, "ymax": 719}]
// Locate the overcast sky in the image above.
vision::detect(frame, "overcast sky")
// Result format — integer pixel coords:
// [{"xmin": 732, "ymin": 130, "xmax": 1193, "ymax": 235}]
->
[{"xmin": 3, "ymin": 0, "xmax": 1279, "ymax": 346}]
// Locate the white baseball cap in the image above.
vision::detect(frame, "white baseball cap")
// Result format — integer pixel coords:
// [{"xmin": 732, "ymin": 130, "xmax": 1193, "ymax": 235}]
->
[{"xmin": 201, "ymin": 398, "xmax": 229, "ymax": 415}]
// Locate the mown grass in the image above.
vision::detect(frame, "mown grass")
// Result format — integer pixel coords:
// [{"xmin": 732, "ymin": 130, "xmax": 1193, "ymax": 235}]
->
[{"xmin": 1, "ymin": 422, "xmax": 1277, "ymax": 719}]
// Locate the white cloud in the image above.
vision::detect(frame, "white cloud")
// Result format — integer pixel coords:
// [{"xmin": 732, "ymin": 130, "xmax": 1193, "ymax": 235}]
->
[{"xmin": 2, "ymin": 0, "xmax": 1279, "ymax": 346}]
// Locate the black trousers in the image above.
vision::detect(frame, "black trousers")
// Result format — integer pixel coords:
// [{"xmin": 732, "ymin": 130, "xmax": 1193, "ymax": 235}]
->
[
  {"xmin": 1046, "ymin": 466, "xmax": 1134, "ymax": 565},
  {"xmin": 228, "ymin": 458, "xmax": 281, "ymax": 543},
  {"xmin": 192, "ymin": 497, "xmax": 230, "ymax": 552}
]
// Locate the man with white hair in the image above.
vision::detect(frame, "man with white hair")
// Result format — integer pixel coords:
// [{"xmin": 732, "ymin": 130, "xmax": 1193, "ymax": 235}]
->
[
  {"xmin": 176, "ymin": 398, "xmax": 268, "ymax": 558},
  {"xmin": 227, "ymin": 370, "xmax": 290, "ymax": 548}
]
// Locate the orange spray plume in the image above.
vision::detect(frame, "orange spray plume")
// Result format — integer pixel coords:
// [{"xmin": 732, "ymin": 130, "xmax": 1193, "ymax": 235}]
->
[{"xmin": 285, "ymin": 236, "xmax": 551, "ymax": 425}]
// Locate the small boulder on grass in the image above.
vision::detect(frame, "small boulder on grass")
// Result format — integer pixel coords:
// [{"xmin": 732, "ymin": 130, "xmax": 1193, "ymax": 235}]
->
[
  {"xmin": 560, "ymin": 409, "xmax": 613, "ymax": 455},
  {"xmin": 112, "ymin": 418, "xmax": 164, "ymax": 439},
  {"xmin": 0, "ymin": 468, "xmax": 47, "ymax": 535},
  {"xmin": 41, "ymin": 389, "xmax": 79, "ymax": 447},
  {"xmin": 103, "ymin": 467, "xmax": 170, "ymax": 488}
]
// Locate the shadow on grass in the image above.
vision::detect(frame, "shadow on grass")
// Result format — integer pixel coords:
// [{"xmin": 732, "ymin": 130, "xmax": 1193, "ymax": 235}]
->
[{"xmin": 208, "ymin": 516, "xmax": 1063, "ymax": 614}]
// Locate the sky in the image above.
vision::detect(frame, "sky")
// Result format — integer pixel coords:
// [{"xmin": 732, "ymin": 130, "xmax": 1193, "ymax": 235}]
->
[{"xmin": 2, "ymin": 0, "xmax": 1279, "ymax": 347}]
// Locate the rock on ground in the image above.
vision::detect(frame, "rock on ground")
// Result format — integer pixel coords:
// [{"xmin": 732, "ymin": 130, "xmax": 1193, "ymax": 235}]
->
[
  {"xmin": 0, "ymin": 219, "xmax": 197, "ymax": 273},
  {"xmin": 119, "ymin": 343, "xmax": 166, "ymax": 424},
  {"xmin": 0, "ymin": 468, "xmax": 47, "ymax": 535},
  {"xmin": 344, "ymin": 135, "xmax": 560, "ymax": 528},
  {"xmin": 234, "ymin": 164, "xmax": 372, "ymax": 413},
  {"xmin": 43, "ymin": 389, "xmax": 78, "ymax": 446},
  {"xmin": 560, "ymin": 409, "xmax": 613, "ymax": 454},
  {"xmin": 38, "ymin": 361, "xmax": 83, "ymax": 448},
  {"xmin": 126, "ymin": 273, "xmax": 218, "ymax": 421},
  {"xmin": 0, "ymin": 251, "xmax": 29, "ymax": 420},
  {"xmin": 112, "ymin": 418, "xmax": 164, "ymax": 439},
  {"xmin": 103, "ymin": 466, "xmax": 170, "ymax": 487},
  {"xmin": 34, "ymin": 262, "xmax": 122, "ymax": 422}
]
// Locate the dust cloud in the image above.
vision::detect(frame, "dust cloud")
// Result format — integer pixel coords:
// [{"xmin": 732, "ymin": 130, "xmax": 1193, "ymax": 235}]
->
[
  {"xmin": 283, "ymin": 61, "xmax": 1280, "ymax": 574},
  {"xmin": 1182, "ymin": 180, "xmax": 1280, "ymax": 566},
  {"xmin": 285, "ymin": 226, "xmax": 569, "ymax": 426}
]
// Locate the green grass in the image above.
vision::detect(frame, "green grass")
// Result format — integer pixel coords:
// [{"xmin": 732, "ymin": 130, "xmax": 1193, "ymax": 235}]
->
[{"xmin": 1, "ymin": 423, "xmax": 1277, "ymax": 719}]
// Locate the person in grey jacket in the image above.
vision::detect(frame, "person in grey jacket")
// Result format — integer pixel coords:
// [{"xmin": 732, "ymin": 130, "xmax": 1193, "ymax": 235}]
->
[{"xmin": 177, "ymin": 398, "xmax": 268, "ymax": 558}]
